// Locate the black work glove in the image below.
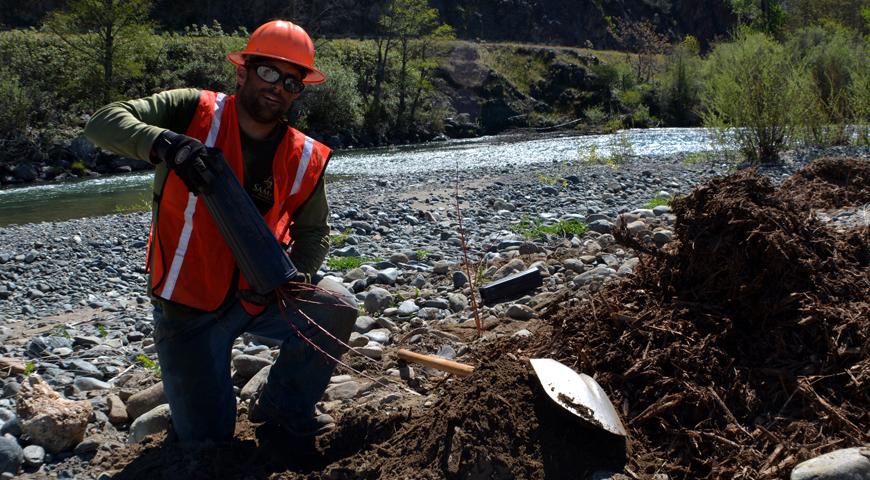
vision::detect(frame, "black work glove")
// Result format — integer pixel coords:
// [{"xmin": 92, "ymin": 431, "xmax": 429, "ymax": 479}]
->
[{"xmin": 152, "ymin": 130, "xmax": 214, "ymax": 195}]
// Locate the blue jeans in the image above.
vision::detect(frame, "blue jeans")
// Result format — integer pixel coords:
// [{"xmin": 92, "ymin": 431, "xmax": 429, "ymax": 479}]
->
[{"xmin": 151, "ymin": 278, "xmax": 357, "ymax": 444}]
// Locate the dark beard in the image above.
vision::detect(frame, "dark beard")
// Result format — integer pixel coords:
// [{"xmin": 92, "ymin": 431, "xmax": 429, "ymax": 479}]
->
[{"xmin": 238, "ymin": 85, "xmax": 289, "ymax": 123}]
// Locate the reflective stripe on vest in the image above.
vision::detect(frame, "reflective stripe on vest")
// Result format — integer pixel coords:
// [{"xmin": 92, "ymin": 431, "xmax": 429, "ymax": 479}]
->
[
  {"xmin": 149, "ymin": 90, "xmax": 330, "ymax": 312},
  {"xmin": 161, "ymin": 93, "xmax": 227, "ymax": 299}
]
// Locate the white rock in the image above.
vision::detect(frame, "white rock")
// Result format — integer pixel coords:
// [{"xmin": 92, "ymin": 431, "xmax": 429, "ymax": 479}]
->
[
  {"xmin": 357, "ymin": 343, "xmax": 384, "ymax": 360},
  {"xmin": 324, "ymin": 381, "xmax": 361, "ymax": 401},
  {"xmin": 505, "ymin": 304, "xmax": 535, "ymax": 321},
  {"xmin": 240, "ymin": 365, "xmax": 271, "ymax": 401},
  {"xmin": 73, "ymin": 377, "xmax": 111, "ymax": 391},
  {"xmin": 348, "ymin": 332, "xmax": 369, "ymax": 347},
  {"xmin": 791, "ymin": 447, "xmax": 870, "ymax": 480},
  {"xmin": 128, "ymin": 404, "xmax": 171, "ymax": 444},
  {"xmin": 397, "ymin": 299, "xmax": 420, "ymax": 316}
]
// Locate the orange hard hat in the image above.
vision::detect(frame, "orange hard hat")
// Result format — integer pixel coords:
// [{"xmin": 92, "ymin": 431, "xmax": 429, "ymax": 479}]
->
[{"xmin": 227, "ymin": 20, "xmax": 325, "ymax": 84}]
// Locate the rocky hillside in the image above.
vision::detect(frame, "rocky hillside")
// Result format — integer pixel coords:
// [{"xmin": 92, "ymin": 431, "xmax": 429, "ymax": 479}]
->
[
  {"xmin": 429, "ymin": 0, "xmax": 735, "ymax": 49},
  {"xmin": 1, "ymin": 0, "xmax": 735, "ymax": 48}
]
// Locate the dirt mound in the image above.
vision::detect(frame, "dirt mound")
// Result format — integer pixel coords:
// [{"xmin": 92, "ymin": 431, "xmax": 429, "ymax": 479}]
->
[
  {"xmin": 552, "ymin": 167, "xmax": 869, "ymax": 478},
  {"xmin": 317, "ymin": 357, "xmax": 626, "ymax": 480},
  {"xmin": 779, "ymin": 156, "xmax": 870, "ymax": 208}
]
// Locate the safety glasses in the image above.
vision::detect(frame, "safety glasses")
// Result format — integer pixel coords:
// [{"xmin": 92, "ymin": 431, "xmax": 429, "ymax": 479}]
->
[{"xmin": 251, "ymin": 64, "xmax": 305, "ymax": 94}]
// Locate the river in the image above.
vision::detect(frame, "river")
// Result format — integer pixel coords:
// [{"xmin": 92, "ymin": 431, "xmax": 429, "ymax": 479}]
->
[{"xmin": 0, "ymin": 128, "xmax": 715, "ymax": 226}]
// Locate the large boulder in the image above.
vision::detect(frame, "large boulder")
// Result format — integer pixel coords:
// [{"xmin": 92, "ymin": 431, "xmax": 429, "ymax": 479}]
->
[
  {"xmin": 12, "ymin": 164, "xmax": 37, "ymax": 183},
  {"xmin": 16, "ymin": 375, "xmax": 93, "ymax": 453},
  {"xmin": 68, "ymin": 135, "xmax": 97, "ymax": 164},
  {"xmin": 125, "ymin": 382, "xmax": 167, "ymax": 421}
]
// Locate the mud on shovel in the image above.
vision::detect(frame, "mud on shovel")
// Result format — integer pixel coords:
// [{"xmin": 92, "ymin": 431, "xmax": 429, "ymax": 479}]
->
[{"xmin": 530, "ymin": 358, "xmax": 627, "ymax": 437}]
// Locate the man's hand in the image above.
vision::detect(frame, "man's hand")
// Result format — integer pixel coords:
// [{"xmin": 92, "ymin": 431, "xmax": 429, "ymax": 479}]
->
[{"xmin": 152, "ymin": 130, "xmax": 213, "ymax": 194}]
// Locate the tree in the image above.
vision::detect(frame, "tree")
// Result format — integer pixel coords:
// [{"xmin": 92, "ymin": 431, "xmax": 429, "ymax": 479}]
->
[
  {"xmin": 46, "ymin": 0, "xmax": 154, "ymax": 106},
  {"xmin": 368, "ymin": 0, "xmax": 453, "ymax": 130},
  {"xmin": 729, "ymin": 0, "xmax": 786, "ymax": 37},
  {"xmin": 608, "ymin": 18, "xmax": 669, "ymax": 83},
  {"xmin": 658, "ymin": 36, "xmax": 703, "ymax": 127}
]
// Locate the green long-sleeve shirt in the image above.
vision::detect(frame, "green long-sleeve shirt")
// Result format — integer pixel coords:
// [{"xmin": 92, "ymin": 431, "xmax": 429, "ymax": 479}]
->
[{"xmin": 84, "ymin": 88, "xmax": 330, "ymax": 279}]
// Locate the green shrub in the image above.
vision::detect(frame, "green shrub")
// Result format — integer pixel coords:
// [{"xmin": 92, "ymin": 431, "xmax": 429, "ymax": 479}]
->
[
  {"xmin": 0, "ymin": 68, "xmax": 31, "ymax": 135},
  {"xmin": 617, "ymin": 88, "xmax": 643, "ymax": 109},
  {"xmin": 590, "ymin": 60, "xmax": 636, "ymax": 91},
  {"xmin": 583, "ymin": 106, "xmax": 607, "ymax": 124},
  {"xmin": 787, "ymin": 26, "xmax": 869, "ymax": 146},
  {"xmin": 138, "ymin": 33, "xmax": 241, "ymax": 95},
  {"xmin": 702, "ymin": 32, "xmax": 809, "ymax": 163},
  {"xmin": 603, "ymin": 117, "xmax": 624, "ymax": 133},
  {"xmin": 0, "ymin": 30, "xmax": 83, "ymax": 128},
  {"xmin": 295, "ymin": 57, "xmax": 364, "ymax": 135},
  {"xmin": 657, "ymin": 39, "xmax": 703, "ymax": 127},
  {"xmin": 607, "ymin": 130, "xmax": 635, "ymax": 163}
]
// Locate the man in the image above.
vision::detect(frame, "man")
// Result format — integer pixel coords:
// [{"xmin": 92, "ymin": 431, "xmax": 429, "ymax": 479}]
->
[{"xmin": 84, "ymin": 20, "xmax": 356, "ymax": 444}]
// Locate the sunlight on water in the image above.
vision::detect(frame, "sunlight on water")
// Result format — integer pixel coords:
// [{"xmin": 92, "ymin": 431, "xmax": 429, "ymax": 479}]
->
[{"xmin": 0, "ymin": 129, "xmax": 715, "ymax": 226}]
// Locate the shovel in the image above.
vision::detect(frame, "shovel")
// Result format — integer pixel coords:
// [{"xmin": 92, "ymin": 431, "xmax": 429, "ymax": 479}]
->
[{"xmin": 530, "ymin": 358, "xmax": 627, "ymax": 437}]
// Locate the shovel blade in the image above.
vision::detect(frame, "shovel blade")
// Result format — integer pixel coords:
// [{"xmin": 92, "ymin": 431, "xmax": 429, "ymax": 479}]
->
[{"xmin": 530, "ymin": 358, "xmax": 627, "ymax": 437}]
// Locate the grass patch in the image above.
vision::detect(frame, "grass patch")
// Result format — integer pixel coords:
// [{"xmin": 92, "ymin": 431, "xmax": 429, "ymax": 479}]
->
[
  {"xmin": 114, "ymin": 198, "xmax": 151, "ymax": 214},
  {"xmin": 135, "ymin": 354, "xmax": 161, "ymax": 377},
  {"xmin": 326, "ymin": 256, "xmax": 380, "ymax": 270},
  {"xmin": 682, "ymin": 151, "xmax": 714, "ymax": 165},
  {"xmin": 329, "ymin": 229, "xmax": 352, "ymax": 248},
  {"xmin": 509, "ymin": 217, "xmax": 588, "ymax": 239},
  {"xmin": 643, "ymin": 194, "xmax": 672, "ymax": 209},
  {"xmin": 97, "ymin": 324, "xmax": 108, "ymax": 338},
  {"xmin": 415, "ymin": 249, "xmax": 430, "ymax": 260},
  {"xmin": 23, "ymin": 361, "xmax": 36, "ymax": 376},
  {"xmin": 478, "ymin": 44, "xmax": 550, "ymax": 95}
]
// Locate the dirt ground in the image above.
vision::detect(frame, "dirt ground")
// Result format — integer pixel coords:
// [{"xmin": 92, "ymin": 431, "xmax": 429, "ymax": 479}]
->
[{"xmin": 92, "ymin": 157, "xmax": 868, "ymax": 480}]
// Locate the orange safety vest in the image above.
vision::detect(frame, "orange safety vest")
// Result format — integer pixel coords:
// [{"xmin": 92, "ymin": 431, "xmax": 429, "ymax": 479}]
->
[{"xmin": 148, "ymin": 90, "xmax": 330, "ymax": 314}]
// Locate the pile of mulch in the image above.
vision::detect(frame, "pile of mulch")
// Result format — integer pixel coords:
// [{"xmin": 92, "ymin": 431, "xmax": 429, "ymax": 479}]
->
[
  {"xmin": 778, "ymin": 156, "xmax": 870, "ymax": 208},
  {"xmin": 539, "ymin": 159, "xmax": 869, "ymax": 478}
]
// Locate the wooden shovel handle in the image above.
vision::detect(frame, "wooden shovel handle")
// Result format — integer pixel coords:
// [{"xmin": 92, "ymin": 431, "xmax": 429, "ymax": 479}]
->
[{"xmin": 396, "ymin": 349, "xmax": 475, "ymax": 377}]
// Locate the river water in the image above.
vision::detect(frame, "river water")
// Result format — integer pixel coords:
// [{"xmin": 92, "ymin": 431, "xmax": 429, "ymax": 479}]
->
[{"xmin": 0, "ymin": 128, "xmax": 715, "ymax": 226}]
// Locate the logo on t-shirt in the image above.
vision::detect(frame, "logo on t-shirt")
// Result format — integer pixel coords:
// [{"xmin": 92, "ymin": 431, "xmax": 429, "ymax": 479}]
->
[{"xmin": 252, "ymin": 176, "xmax": 274, "ymax": 204}]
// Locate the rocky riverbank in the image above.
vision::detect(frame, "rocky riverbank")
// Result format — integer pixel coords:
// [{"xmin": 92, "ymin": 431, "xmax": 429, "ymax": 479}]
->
[{"xmin": 0, "ymin": 147, "xmax": 867, "ymax": 479}]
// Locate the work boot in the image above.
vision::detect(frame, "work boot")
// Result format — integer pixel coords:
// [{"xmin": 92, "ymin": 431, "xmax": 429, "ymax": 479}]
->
[{"xmin": 248, "ymin": 395, "xmax": 335, "ymax": 437}]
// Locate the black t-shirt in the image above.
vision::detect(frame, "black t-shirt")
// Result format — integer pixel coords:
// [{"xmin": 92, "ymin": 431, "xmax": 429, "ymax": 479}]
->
[{"xmin": 239, "ymin": 124, "xmax": 285, "ymax": 214}]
